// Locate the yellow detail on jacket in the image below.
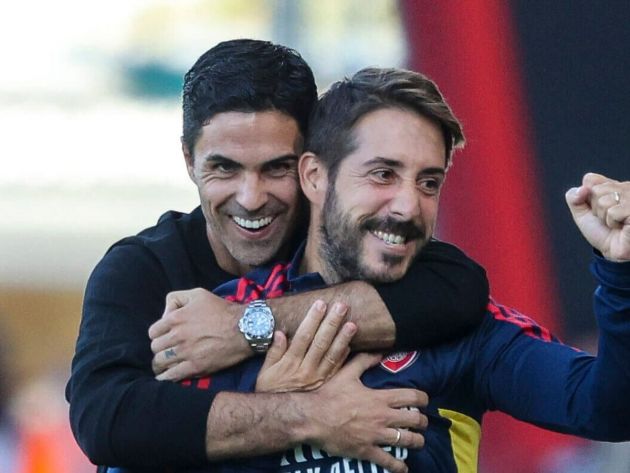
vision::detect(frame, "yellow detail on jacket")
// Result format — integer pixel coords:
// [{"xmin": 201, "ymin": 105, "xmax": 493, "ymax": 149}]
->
[{"xmin": 439, "ymin": 408, "xmax": 481, "ymax": 473}]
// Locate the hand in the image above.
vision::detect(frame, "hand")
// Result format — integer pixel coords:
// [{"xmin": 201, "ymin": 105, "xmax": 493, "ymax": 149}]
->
[
  {"xmin": 149, "ymin": 288, "xmax": 249, "ymax": 380},
  {"xmin": 302, "ymin": 353, "xmax": 429, "ymax": 473},
  {"xmin": 256, "ymin": 300, "xmax": 356, "ymax": 393},
  {"xmin": 566, "ymin": 173, "xmax": 630, "ymax": 262}
]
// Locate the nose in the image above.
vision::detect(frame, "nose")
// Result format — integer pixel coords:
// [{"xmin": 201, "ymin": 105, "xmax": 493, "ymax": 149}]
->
[
  {"xmin": 389, "ymin": 180, "xmax": 422, "ymax": 220},
  {"xmin": 235, "ymin": 172, "xmax": 269, "ymax": 211}
]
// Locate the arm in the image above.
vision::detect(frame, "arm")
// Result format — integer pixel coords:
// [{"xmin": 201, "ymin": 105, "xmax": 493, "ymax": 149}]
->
[
  {"xmin": 477, "ymin": 256, "xmax": 630, "ymax": 440},
  {"xmin": 67, "ymin": 244, "xmax": 427, "ymax": 471},
  {"xmin": 150, "ymin": 239, "xmax": 489, "ymax": 379},
  {"xmin": 271, "ymin": 239, "xmax": 488, "ymax": 351},
  {"xmin": 66, "ymin": 244, "xmax": 216, "ymax": 467},
  {"xmin": 476, "ymin": 174, "xmax": 630, "ymax": 440},
  {"xmin": 204, "ymin": 354, "xmax": 428, "ymax": 473}
]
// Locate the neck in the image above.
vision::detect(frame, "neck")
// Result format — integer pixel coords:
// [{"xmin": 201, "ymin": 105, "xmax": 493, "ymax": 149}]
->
[
  {"xmin": 302, "ymin": 215, "xmax": 342, "ymax": 284},
  {"xmin": 205, "ymin": 227, "xmax": 253, "ymax": 276}
]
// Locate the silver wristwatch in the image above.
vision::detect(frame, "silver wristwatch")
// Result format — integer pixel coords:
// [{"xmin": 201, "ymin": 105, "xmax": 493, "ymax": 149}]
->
[{"xmin": 238, "ymin": 299, "xmax": 275, "ymax": 354}]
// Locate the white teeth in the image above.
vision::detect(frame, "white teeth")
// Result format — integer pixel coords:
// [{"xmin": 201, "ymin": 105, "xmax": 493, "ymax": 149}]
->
[
  {"xmin": 233, "ymin": 216, "xmax": 273, "ymax": 230},
  {"xmin": 373, "ymin": 231, "xmax": 406, "ymax": 245}
]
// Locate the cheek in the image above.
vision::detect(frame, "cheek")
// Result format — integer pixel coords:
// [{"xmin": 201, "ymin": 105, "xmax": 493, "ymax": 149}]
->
[
  {"xmin": 349, "ymin": 193, "xmax": 388, "ymax": 218},
  {"xmin": 420, "ymin": 199, "xmax": 439, "ymax": 226},
  {"xmin": 199, "ymin": 182, "xmax": 232, "ymax": 209},
  {"xmin": 277, "ymin": 179, "xmax": 302, "ymax": 210}
]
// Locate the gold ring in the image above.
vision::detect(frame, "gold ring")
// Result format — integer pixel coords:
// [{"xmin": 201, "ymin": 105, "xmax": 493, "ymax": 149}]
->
[
  {"xmin": 613, "ymin": 191, "xmax": 621, "ymax": 204},
  {"xmin": 393, "ymin": 428, "xmax": 402, "ymax": 446}
]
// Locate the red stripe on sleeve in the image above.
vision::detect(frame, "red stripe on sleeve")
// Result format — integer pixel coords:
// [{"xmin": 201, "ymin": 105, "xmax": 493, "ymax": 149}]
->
[{"xmin": 488, "ymin": 300, "xmax": 556, "ymax": 342}]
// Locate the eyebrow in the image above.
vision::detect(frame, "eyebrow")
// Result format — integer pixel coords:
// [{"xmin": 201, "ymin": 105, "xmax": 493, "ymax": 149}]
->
[
  {"xmin": 362, "ymin": 157, "xmax": 445, "ymax": 176},
  {"xmin": 262, "ymin": 154, "xmax": 300, "ymax": 167},
  {"xmin": 201, "ymin": 153, "xmax": 299, "ymax": 167},
  {"xmin": 202, "ymin": 154, "xmax": 240, "ymax": 166}
]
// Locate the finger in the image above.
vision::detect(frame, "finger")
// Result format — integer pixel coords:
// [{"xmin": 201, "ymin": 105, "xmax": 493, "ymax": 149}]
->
[
  {"xmin": 151, "ymin": 345, "xmax": 180, "ymax": 374},
  {"xmin": 286, "ymin": 300, "xmax": 327, "ymax": 359},
  {"xmin": 149, "ymin": 289, "xmax": 199, "ymax": 339},
  {"xmin": 591, "ymin": 182, "xmax": 614, "ymax": 212},
  {"xmin": 150, "ymin": 331, "xmax": 176, "ymax": 354},
  {"xmin": 329, "ymin": 347, "xmax": 351, "ymax": 379},
  {"xmin": 316, "ymin": 322, "xmax": 356, "ymax": 377},
  {"xmin": 400, "ymin": 429, "xmax": 425, "ymax": 449},
  {"xmin": 148, "ymin": 317, "xmax": 171, "ymax": 340},
  {"xmin": 363, "ymin": 447, "xmax": 408, "ymax": 473},
  {"xmin": 390, "ymin": 407, "xmax": 429, "ymax": 432},
  {"xmin": 155, "ymin": 360, "xmax": 196, "ymax": 382},
  {"xmin": 592, "ymin": 189, "xmax": 622, "ymax": 224},
  {"xmin": 339, "ymin": 352, "xmax": 383, "ymax": 378},
  {"xmin": 260, "ymin": 331, "xmax": 288, "ymax": 371},
  {"xmin": 605, "ymin": 199, "xmax": 627, "ymax": 229},
  {"xmin": 607, "ymin": 198, "xmax": 630, "ymax": 223},
  {"xmin": 152, "ymin": 355, "xmax": 167, "ymax": 375},
  {"xmin": 149, "ymin": 309, "xmax": 182, "ymax": 339},
  {"xmin": 378, "ymin": 428, "xmax": 425, "ymax": 450},
  {"xmin": 303, "ymin": 302, "xmax": 350, "ymax": 369},
  {"xmin": 164, "ymin": 290, "xmax": 190, "ymax": 312},
  {"xmin": 565, "ymin": 185, "xmax": 590, "ymax": 210},
  {"xmin": 589, "ymin": 179, "xmax": 618, "ymax": 202},
  {"xmin": 384, "ymin": 388, "xmax": 429, "ymax": 409},
  {"xmin": 582, "ymin": 172, "xmax": 614, "ymax": 189}
]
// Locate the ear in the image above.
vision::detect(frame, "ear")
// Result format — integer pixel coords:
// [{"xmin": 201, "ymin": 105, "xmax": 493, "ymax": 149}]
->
[
  {"xmin": 299, "ymin": 152, "xmax": 327, "ymax": 205},
  {"xmin": 181, "ymin": 138, "xmax": 196, "ymax": 183}
]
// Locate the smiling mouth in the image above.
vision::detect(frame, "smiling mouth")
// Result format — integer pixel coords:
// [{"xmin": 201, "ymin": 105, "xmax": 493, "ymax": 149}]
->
[
  {"xmin": 371, "ymin": 230, "xmax": 406, "ymax": 245},
  {"xmin": 232, "ymin": 216, "xmax": 274, "ymax": 230}
]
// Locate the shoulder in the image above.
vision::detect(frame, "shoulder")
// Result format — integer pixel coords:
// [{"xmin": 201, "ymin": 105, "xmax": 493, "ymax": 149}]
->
[
  {"xmin": 110, "ymin": 207, "xmax": 203, "ymax": 253},
  {"xmin": 484, "ymin": 299, "xmax": 559, "ymax": 343},
  {"xmin": 90, "ymin": 207, "xmax": 205, "ymax": 293}
]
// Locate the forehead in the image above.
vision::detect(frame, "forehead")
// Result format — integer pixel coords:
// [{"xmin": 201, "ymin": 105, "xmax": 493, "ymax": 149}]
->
[
  {"xmin": 343, "ymin": 107, "xmax": 446, "ymax": 170},
  {"xmin": 193, "ymin": 110, "xmax": 303, "ymax": 165}
]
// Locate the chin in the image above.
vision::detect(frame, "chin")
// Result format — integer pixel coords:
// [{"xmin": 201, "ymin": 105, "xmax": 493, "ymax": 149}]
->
[
  {"xmin": 361, "ymin": 263, "xmax": 409, "ymax": 284},
  {"xmin": 240, "ymin": 239, "xmax": 291, "ymax": 266}
]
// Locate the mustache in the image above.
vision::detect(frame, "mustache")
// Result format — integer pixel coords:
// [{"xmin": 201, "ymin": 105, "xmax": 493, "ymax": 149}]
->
[{"xmin": 361, "ymin": 216, "xmax": 425, "ymax": 241}]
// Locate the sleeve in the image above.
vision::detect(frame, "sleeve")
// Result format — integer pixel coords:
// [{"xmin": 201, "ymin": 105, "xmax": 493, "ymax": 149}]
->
[
  {"xmin": 65, "ymin": 244, "xmax": 215, "ymax": 468},
  {"xmin": 475, "ymin": 257, "xmax": 630, "ymax": 441},
  {"xmin": 374, "ymin": 239, "xmax": 489, "ymax": 350}
]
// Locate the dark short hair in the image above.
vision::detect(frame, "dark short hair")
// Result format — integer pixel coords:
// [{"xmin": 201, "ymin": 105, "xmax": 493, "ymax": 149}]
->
[
  {"xmin": 182, "ymin": 39, "xmax": 317, "ymax": 154},
  {"xmin": 305, "ymin": 67, "xmax": 465, "ymax": 182}
]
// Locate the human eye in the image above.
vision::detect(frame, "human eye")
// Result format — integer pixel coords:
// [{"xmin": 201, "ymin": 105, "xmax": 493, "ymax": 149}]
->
[
  {"xmin": 264, "ymin": 160, "xmax": 296, "ymax": 178},
  {"xmin": 369, "ymin": 168, "xmax": 396, "ymax": 184},
  {"xmin": 210, "ymin": 160, "xmax": 238, "ymax": 176},
  {"xmin": 418, "ymin": 177, "xmax": 443, "ymax": 195}
]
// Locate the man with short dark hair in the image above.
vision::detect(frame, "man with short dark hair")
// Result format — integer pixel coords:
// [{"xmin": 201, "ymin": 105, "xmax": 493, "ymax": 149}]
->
[{"xmin": 66, "ymin": 39, "xmax": 488, "ymax": 473}]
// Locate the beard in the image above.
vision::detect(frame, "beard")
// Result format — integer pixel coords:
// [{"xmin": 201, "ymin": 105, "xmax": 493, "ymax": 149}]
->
[{"xmin": 318, "ymin": 185, "xmax": 426, "ymax": 284}]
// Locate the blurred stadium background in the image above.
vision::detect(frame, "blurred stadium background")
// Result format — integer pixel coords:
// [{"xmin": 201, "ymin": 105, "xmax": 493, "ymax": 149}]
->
[{"xmin": 0, "ymin": 1, "xmax": 628, "ymax": 471}]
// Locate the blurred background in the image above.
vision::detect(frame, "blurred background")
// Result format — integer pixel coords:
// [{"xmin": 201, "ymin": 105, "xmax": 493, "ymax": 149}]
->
[{"xmin": 0, "ymin": 0, "xmax": 628, "ymax": 472}]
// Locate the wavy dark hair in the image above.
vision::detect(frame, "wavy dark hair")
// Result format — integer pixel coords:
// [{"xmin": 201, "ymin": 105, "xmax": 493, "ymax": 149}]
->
[{"xmin": 182, "ymin": 39, "xmax": 317, "ymax": 155}]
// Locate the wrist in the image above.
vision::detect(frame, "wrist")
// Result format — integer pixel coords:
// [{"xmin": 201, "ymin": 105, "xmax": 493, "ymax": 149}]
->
[
  {"xmin": 288, "ymin": 391, "xmax": 323, "ymax": 446},
  {"xmin": 227, "ymin": 302, "xmax": 254, "ymax": 361}
]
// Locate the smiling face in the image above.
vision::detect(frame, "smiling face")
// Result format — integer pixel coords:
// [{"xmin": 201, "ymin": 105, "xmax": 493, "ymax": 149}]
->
[
  {"xmin": 185, "ymin": 110, "xmax": 303, "ymax": 275},
  {"xmin": 309, "ymin": 107, "xmax": 446, "ymax": 283}
]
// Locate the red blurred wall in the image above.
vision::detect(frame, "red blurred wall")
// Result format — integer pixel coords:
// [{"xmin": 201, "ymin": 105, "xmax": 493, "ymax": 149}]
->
[{"xmin": 400, "ymin": 1, "xmax": 577, "ymax": 471}]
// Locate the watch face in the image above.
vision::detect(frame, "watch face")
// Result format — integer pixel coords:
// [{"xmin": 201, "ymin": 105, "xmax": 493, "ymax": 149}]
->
[{"xmin": 243, "ymin": 308, "xmax": 273, "ymax": 338}]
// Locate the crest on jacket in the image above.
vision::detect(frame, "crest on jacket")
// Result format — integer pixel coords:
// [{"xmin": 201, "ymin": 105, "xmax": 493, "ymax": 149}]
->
[{"xmin": 380, "ymin": 351, "xmax": 419, "ymax": 373}]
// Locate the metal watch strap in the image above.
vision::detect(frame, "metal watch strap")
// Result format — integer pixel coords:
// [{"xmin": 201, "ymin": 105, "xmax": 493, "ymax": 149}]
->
[
  {"xmin": 249, "ymin": 340, "xmax": 271, "ymax": 353},
  {"xmin": 248, "ymin": 300, "xmax": 268, "ymax": 310},
  {"xmin": 243, "ymin": 299, "xmax": 274, "ymax": 354}
]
